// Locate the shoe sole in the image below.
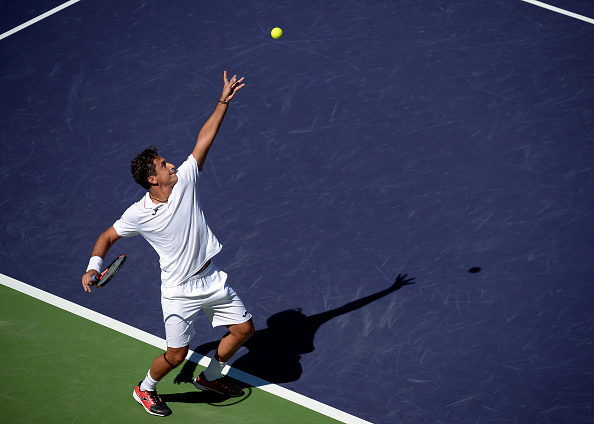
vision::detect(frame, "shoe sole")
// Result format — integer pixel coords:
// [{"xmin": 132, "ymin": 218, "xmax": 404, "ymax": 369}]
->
[{"xmin": 133, "ymin": 389, "xmax": 171, "ymax": 417}]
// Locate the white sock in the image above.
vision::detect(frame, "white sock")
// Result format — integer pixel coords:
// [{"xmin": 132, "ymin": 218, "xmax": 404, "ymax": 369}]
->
[
  {"xmin": 140, "ymin": 370, "xmax": 159, "ymax": 392},
  {"xmin": 203, "ymin": 358, "xmax": 226, "ymax": 382}
]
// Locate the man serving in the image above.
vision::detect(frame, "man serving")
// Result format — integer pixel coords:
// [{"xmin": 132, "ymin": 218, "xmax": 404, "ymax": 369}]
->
[{"xmin": 82, "ymin": 71, "xmax": 254, "ymax": 417}]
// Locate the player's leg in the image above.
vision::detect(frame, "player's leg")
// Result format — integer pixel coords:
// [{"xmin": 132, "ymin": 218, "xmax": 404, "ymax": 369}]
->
[
  {"xmin": 215, "ymin": 319, "xmax": 255, "ymax": 362},
  {"xmin": 134, "ymin": 280, "xmax": 200, "ymax": 416},
  {"xmin": 193, "ymin": 319, "xmax": 254, "ymax": 397},
  {"xmin": 199, "ymin": 318, "xmax": 254, "ymax": 384},
  {"xmin": 134, "ymin": 346, "xmax": 190, "ymax": 417},
  {"xmin": 133, "ymin": 347, "xmax": 188, "ymax": 417},
  {"xmin": 148, "ymin": 345, "xmax": 190, "ymax": 381},
  {"xmin": 194, "ymin": 267, "xmax": 254, "ymax": 396}
]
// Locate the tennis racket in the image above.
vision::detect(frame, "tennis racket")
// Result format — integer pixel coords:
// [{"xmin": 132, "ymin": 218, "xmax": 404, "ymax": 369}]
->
[{"xmin": 91, "ymin": 254, "xmax": 127, "ymax": 288}]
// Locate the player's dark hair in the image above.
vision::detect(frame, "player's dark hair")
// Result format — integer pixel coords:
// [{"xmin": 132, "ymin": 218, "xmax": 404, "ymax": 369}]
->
[{"xmin": 131, "ymin": 146, "xmax": 160, "ymax": 190}]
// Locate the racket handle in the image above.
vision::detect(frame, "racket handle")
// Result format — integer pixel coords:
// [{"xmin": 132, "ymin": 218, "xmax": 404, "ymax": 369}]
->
[{"xmin": 91, "ymin": 274, "xmax": 99, "ymax": 283}]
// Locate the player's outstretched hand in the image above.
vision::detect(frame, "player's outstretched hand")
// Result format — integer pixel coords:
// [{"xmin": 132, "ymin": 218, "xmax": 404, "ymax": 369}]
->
[
  {"xmin": 82, "ymin": 270, "xmax": 99, "ymax": 292},
  {"xmin": 390, "ymin": 274, "xmax": 415, "ymax": 291},
  {"xmin": 220, "ymin": 70, "xmax": 245, "ymax": 104}
]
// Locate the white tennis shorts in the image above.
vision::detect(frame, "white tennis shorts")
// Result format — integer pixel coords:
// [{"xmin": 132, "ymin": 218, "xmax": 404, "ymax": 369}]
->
[{"xmin": 161, "ymin": 262, "xmax": 252, "ymax": 348}]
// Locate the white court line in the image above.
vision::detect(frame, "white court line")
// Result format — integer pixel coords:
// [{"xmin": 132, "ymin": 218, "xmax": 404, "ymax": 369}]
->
[
  {"xmin": 0, "ymin": 0, "xmax": 82, "ymax": 41},
  {"xmin": 0, "ymin": 272, "xmax": 372, "ymax": 424},
  {"xmin": 521, "ymin": 0, "xmax": 594, "ymax": 24}
]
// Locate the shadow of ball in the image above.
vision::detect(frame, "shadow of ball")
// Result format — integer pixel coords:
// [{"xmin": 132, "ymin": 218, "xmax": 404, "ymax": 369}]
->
[{"xmin": 468, "ymin": 267, "xmax": 481, "ymax": 273}]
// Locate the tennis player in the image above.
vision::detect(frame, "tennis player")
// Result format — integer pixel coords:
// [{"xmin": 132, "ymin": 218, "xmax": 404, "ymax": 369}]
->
[{"xmin": 81, "ymin": 71, "xmax": 254, "ymax": 417}]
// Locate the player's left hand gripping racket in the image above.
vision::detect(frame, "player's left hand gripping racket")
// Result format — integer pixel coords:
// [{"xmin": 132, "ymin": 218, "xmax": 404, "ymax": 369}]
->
[{"xmin": 91, "ymin": 254, "xmax": 127, "ymax": 288}]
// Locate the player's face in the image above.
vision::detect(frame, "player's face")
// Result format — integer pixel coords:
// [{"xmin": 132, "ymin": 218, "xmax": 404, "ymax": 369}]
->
[{"xmin": 152, "ymin": 156, "xmax": 177, "ymax": 186}]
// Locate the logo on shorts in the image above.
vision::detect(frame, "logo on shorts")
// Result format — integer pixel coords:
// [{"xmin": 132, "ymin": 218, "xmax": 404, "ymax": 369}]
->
[{"xmin": 243, "ymin": 311, "xmax": 248, "ymax": 317}]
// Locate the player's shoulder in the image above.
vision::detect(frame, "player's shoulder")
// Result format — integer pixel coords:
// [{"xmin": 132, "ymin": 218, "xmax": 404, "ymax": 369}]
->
[
  {"xmin": 177, "ymin": 154, "xmax": 200, "ymax": 181},
  {"xmin": 179, "ymin": 154, "xmax": 199, "ymax": 170}
]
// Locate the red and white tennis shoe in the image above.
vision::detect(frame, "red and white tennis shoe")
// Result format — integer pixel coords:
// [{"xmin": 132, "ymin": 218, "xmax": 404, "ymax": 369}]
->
[{"xmin": 133, "ymin": 382, "xmax": 172, "ymax": 417}]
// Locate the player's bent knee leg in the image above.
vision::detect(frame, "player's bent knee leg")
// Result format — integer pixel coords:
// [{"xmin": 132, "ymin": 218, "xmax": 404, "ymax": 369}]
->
[
  {"xmin": 165, "ymin": 346, "xmax": 189, "ymax": 368},
  {"xmin": 237, "ymin": 319, "xmax": 255, "ymax": 341}
]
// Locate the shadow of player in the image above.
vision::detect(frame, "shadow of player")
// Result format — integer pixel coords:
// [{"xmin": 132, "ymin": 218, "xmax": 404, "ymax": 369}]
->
[{"xmin": 173, "ymin": 273, "xmax": 414, "ymax": 387}]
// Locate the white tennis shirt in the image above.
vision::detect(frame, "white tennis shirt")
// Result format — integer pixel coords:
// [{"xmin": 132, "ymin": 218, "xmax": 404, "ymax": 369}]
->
[{"xmin": 113, "ymin": 154, "xmax": 222, "ymax": 287}]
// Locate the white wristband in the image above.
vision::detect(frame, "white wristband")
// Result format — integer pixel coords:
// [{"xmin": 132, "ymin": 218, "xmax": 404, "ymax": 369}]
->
[{"xmin": 87, "ymin": 256, "xmax": 103, "ymax": 272}]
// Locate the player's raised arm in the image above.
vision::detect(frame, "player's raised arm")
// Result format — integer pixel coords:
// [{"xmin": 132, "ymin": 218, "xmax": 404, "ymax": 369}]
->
[{"xmin": 192, "ymin": 71, "xmax": 245, "ymax": 170}]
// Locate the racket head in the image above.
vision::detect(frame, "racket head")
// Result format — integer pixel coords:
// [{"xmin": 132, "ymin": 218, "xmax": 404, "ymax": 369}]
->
[{"xmin": 94, "ymin": 254, "xmax": 127, "ymax": 288}]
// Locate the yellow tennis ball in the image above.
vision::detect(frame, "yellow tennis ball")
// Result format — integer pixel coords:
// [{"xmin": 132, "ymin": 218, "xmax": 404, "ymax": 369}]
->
[{"xmin": 271, "ymin": 27, "xmax": 283, "ymax": 39}]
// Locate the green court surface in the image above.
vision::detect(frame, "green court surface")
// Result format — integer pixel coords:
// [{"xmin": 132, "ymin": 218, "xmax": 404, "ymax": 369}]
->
[{"xmin": 0, "ymin": 283, "xmax": 341, "ymax": 424}]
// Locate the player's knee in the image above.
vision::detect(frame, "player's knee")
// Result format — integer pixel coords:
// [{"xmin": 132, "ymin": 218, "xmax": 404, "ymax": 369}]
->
[
  {"xmin": 240, "ymin": 319, "xmax": 255, "ymax": 341},
  {"xmin": 227, "ymin": 319, "xmax": 254, "ymax": 343},
  {"xmin": 165, "ymin": 346, "xmax": 188, "ymax": 368},
  {"xmin": 170, "ymin": 355, "xmax": 185, "ymax": 367}
]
